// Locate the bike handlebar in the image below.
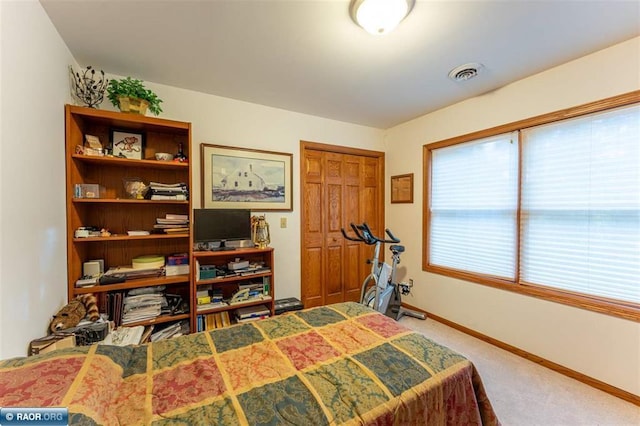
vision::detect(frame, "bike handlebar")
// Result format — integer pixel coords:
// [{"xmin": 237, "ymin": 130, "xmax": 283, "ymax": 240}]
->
[{"xmin": 340, "ymin": 222, "xmax": 400, "ymax": 245}]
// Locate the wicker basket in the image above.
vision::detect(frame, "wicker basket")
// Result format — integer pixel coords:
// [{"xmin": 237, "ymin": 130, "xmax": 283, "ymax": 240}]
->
[{"xmin": 117, "ymin": 96, "xmax": 149, "ymax": 114}]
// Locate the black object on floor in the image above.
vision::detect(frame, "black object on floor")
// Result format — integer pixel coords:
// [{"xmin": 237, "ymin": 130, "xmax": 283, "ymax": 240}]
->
[{"xmin": 274, "ymin": 298, "xmax": 304, "ymax": 315}]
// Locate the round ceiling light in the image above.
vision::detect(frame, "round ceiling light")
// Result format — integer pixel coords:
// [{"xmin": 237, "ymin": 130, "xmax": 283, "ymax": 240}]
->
[
  {"xmin": 350, "ymin": 0, "xmax": 415, "ymax": 35},
  {"xmin": 448, "ymin": 63, "xmax": 485, "ymax": 82}
]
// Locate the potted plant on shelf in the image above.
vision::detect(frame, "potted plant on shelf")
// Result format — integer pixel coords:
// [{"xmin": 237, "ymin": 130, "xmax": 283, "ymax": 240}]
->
[{"xmin": 106, "ymin": 77, "xmax": 163, "ymax": 116}]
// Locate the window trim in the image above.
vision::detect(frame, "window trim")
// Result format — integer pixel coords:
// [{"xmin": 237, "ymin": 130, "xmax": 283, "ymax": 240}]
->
[{"xmin": 423, "ymin": 90, "xmax": 640, "ymax": 322}]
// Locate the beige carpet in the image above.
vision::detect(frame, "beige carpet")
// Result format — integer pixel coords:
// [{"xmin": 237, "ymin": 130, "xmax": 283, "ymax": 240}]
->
[{"xmin": 400, "ymin": 315, "xmax": 640, "ymax": 425}]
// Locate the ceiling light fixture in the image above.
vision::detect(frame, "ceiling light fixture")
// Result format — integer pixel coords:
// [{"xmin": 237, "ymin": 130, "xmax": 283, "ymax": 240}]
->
[{"xmin": 349, "ymin": 0, "xmax": 415, "ymax": 35}]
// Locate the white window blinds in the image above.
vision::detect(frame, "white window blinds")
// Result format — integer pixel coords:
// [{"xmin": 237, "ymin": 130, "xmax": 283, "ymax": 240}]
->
[
  {"xmin": 430, "ymin": 133, "xmax": 519, "ymax": 279},
  {"xmin": 520, "ymin": 104, "xmax": 640, "ymax": 303}
]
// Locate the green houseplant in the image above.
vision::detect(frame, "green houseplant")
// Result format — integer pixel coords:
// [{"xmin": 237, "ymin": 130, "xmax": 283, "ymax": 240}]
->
[{"xmin": 106, "ymin": 77, "xmax": 163, "ymax": 116}]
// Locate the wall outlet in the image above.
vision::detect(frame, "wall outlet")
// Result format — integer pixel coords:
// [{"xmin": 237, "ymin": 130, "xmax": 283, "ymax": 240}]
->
[{"xmin": 280, "ymin": 217, "xmax": 287, "ymax": 228}]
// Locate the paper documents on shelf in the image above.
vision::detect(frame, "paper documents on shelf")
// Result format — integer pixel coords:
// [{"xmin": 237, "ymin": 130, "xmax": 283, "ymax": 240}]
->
[
  {"xmin": 101, "ymin": 326, "xmax": 144, "ymax": 346},
  {"xmin": 150, "ymin": 321, "xmax": 185, "ymax": 342},
  {"xmin": 121, "ymin": 293, "xmax": 164, "ymax": 324},
  {"xmin": 105, "ymin": 266, "xmax": 163, "ymax": 280}
]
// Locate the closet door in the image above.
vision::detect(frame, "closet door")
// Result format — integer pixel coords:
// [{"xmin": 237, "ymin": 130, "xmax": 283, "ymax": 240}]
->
[{"xmin": 301, "ymin": 142, "xmax": 384, "ymax": 308}]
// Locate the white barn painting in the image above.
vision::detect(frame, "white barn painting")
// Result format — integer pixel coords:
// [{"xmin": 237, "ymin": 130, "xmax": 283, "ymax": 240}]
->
[{"xmin": 210, "ymin": 154, "xmax": 285, "ymax": 203}]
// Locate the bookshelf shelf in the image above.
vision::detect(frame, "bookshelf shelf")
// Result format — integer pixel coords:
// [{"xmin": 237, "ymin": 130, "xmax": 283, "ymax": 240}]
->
[
  {"xmin": 65, "ymin": 104, "xmax": 193, "ymax": 334},
  {"xmin": 195, "ymin": 271, "xmax": 272, "ymax": 286},
  {"xmin": 73, "ymin": 234, "xmax": 189, "ymax": 243},
  {"xmin": 72, "ymin": 153, "xmax": 189, "ymax": 169},
  {"xmin": 74, "ymin": 275, "xmax": 190, "ymax": 294},
  {"xmin": 72, "ymin": 198, "xmax": 189, "ymax": 204},
  {"xmin": 196, "ymin": 297, "xmax": 273, "ymax": 315}
]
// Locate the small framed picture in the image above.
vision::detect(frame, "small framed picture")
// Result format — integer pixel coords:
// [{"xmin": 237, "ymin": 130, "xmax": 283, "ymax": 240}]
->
[
  {"xmin": 111, "ymin": 129, "xmax": 145, "ymax": 160},
  {"xmin": 391, "ymin": 173, "xmax": 413, "ymax": 204}
]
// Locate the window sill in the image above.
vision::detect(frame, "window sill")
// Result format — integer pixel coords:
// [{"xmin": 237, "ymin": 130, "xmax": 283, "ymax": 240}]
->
[{"xmin": 423, "ymin": 264, "xmax": 640, "ymax": 322}]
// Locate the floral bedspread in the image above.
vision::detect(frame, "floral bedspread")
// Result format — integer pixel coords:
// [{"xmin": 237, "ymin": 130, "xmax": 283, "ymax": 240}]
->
[{"xmin": 0, "ymin": 302, "xmax": 499, "ymax": 425}]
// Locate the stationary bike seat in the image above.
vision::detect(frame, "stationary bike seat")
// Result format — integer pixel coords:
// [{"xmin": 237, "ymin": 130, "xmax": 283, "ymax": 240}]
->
[{"xmin": 390, "ymin": 245, "xmax": 405, "ymax": 253}]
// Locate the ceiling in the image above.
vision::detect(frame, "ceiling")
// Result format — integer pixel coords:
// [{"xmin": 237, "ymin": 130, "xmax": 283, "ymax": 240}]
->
[{"xmin": 41, "ymin": 0, "xmax": 639, "ymax": 129}]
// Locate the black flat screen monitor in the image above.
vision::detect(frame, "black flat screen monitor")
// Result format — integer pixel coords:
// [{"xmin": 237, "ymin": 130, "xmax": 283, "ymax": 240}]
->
[{"xmin": 194, "ymin": 209, "xmax": 252, "ymax": 251}]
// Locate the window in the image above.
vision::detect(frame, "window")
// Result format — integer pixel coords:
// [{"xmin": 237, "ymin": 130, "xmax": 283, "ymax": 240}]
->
[
  {"xmin": 430, "ymin": 133, "xmax": 518, "ymax": 279},
  {"xmin": 424, "ymin": 92, "xmax": 640, "ymax": 319}
]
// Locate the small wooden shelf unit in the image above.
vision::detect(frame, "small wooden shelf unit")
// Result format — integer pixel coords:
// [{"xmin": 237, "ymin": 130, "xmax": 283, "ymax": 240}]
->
[{"xmin": 192, "ymin": 247, "xmax": 275, "ymax": 331}]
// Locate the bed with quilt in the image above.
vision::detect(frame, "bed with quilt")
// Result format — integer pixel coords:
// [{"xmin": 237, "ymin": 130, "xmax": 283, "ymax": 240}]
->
[{"xmin": 0, "ymin": 302, "xmax": 500, "ymax": 425}]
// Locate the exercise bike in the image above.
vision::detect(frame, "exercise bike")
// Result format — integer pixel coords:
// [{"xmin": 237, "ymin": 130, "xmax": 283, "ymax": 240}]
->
[{"xmin": 341, "ymin": 222, "xmax": 426, "ymax": 321}]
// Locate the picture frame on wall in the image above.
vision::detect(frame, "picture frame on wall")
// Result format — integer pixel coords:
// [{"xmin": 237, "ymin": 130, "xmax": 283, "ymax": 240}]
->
[
  {"xmin": 111, "ymin": 129, "xmax": 145, "ymax": 160},
  {"xmin": 201, "ymin": 143, "xmax": 293, "ymax": 211},
  {"xmin": 391, "ymin": 173, "xmax": 414, "ymax": 204}
]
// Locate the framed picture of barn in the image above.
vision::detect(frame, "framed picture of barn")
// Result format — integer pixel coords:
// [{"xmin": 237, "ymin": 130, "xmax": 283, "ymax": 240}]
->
[{"xmin": 201, "ymin": 144, "xmax": 293, "ymax": 211}]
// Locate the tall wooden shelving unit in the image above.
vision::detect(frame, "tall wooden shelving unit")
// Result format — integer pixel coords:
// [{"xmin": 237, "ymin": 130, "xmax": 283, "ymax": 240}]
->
[{"xmin": 64, "ymin": 105, "xmax": 193, "ymax": 330}]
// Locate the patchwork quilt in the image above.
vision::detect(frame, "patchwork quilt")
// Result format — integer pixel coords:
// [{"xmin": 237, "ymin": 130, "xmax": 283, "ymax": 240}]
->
[{"xmin": 0, "ymin": 302, "xmax": 500, "ymax": 425}]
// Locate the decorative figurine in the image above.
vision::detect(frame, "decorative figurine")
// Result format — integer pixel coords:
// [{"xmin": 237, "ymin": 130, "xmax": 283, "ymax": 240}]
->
[{"xmin": 69, "ymin": 65, "xmax": 109, "ymax": 108}]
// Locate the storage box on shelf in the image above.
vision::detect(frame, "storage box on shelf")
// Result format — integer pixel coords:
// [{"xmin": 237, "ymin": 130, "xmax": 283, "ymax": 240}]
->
[
  {"xmin": 192, "ymin": 247, "xmax": 275, "ymax": 331},
  {"xmin": 64, "ymin": 105, "xmax": 193, "ymax": 331}
]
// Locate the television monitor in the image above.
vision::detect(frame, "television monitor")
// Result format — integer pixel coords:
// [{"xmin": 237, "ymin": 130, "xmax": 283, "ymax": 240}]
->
[{"xmin": 193, "ymin": 209, "xmax": 252, "ymax": 251}]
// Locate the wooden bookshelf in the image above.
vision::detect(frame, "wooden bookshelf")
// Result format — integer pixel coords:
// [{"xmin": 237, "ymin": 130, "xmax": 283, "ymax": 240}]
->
[
  {"xmin": 192, "ymin": 247, "xmax": 275, "ymax": 331},
  {"xmin": 64, "ymin": 105, "xmax": 193, "ymax": 331}
]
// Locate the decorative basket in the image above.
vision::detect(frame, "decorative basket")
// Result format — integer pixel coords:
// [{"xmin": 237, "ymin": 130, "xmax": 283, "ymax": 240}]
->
[{"xmin": 117, "ymin": 96, "xmax": 149, "ymax": 115}]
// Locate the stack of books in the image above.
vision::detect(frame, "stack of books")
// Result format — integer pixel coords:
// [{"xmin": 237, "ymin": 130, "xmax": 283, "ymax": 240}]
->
[
  {"xmin": 234, "ymin": 304, "xmax": 270, "ymax": 323},
  {"xmin": 121, "ymin": 292, "xmax": 163, "ymax": 325},
  {"xmin": 154, "ymin": 213, "xmax": 189, "ymax": 234},
  {"xmin": 146, "ymin": 182, "xmax": 188, "ymax": 201},
  {"xmin": 165, "ymin": 253, "xmax": 189, "ymax": 276},
  {"xmin": 104, "ymin": 265, "xmax": 163, "ymax": 280}
]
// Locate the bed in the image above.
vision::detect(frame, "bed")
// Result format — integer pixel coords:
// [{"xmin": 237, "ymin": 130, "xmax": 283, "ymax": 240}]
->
[{"xmin": 1, "ymin": 302, "xmax": 500, "ymax": 425}]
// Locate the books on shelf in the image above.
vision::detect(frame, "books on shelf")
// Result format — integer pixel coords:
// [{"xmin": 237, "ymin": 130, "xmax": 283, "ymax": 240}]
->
[
  {"xmin": 140, "ymin": 325, "xmax": 155, "ymax": 344},
  {"xmin": 165, "ymin": 213, "xmax": 188, "ymax": 221},
  {"xmin": 146, "ymin": 182, "xmax": 189, "ymax": 201},
  {"xmin": 121, "ymin": 292, "xmax": 163, "ymax": 325},
  {"xmin": 155, "ymin": 214, "xmax": 189, "ymax": 233},
  {"xmin": 196, "ymin": 311, "xmax": 231, "ymax": 332},
  {"xmin": 165, "ymin": 253, "xmax": 189, "ymax": 276},
  {"xmin": 235, "ymin": 304, "xmax": 271, "ymax": 323},
  {"xmin": 235, "ymin": 304, "xmax": 270, "ymax": 320},
  {"xmin": 162, "ymin": 227, "xmax": 189, "ymax": 234},
  {"xmin": 156, "ymin": 218, "xmax": 189, "ymax": 225},
  {"xmin": 153, "ymin": 223, "xmax": 189, "ymax": 229},
  {"xmin": 127, "ymin": 230, "xmax": 150, "ymax": 236},
  {"xmin": 165, "ymin": 264, "xmax": 189, "ymax": 276},
  {"xmin": 196, "ymin": 301, "xmax": 228, "ymax": 312}
]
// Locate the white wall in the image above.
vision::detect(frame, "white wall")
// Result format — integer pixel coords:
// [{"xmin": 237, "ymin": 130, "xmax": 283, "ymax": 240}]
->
[
  {"xmin": 0, "ymin": 1, "xmax": 384, "ymax": 359},
  {"xmin": 0, "ymin": 0, "xmax": 75, "ymax": 359},
  {"xmin": 384, "ymin": 37, "xmax": 640, "ymax": 396}
]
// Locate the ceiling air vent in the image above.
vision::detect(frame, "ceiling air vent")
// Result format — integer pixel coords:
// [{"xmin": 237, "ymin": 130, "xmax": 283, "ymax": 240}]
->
[{"xmin": 448, "ymin": 63, "xmax": 484, "ymax": 82}]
